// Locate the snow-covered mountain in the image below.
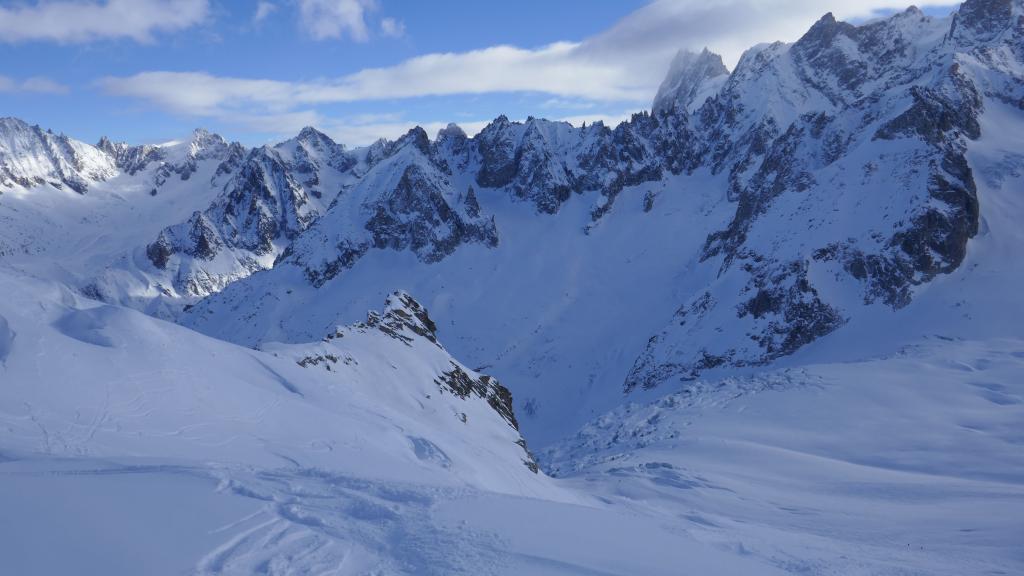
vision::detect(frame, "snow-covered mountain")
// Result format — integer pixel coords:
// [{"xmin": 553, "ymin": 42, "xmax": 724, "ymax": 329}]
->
[
  {"xmin": 651, "ymin": 48, "xmax": 730, "ymax": 115},
  {"xmin": 144, "ymin": 127, "xmax": 357, "ymax": 296},
  {"xmin": 0, "ymin": 117, "xmax": 116, "ymax": 193},
  {"xmin": 0, "ymin": 0, "xmax": 1019, "ymax": 441},
  {"xmin": 0, "ymin": 268, "xmax": 538, "ymax": 483},
  {"xmin": 0, "ymin": 1, "xmax": 1022, "ymax": 573},
  {"xmin": 169, "ymin": 0, "xmax": 1023, "ymax": 443}
]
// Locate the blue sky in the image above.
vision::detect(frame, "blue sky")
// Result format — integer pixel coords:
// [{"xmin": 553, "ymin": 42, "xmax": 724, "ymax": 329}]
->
[{"xmin": 0, "ymin": 0, "xmax": 959, "ymax": 147}]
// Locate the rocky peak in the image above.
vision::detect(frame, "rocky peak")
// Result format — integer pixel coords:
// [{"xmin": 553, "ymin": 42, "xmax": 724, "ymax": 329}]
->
[
  {"xmin": 362, "ymin": 292, "xmax": 529, "ymax": 440},
  {"xmin": 393, "ymin": 126, "xmax": 431, "ymax": 157},
  {"xmin": 363, "ymin": 290, "xmax": 441, "ymax": 347},
  {"xmin": 436, "ymin": 123, "xmax": 467, "ymax": 143},
  {"xmin": 474, "ymin": 115, "xmax": 524, "ymax": 189},
  {"xmin": 794, "ymin": 12, "xmax": 856, "ymax": 51},
  {"xmin": 95, "ymin": 135, "xmax": 115, "ymax": 153},
  {"xmin": 652, "ymin": 48, "xmax": 729, "ymax": 116},
  {"xmin": 434, "ymin": 123, "xmax": 472, "ymax": 171},
  {"xmin": 276, "ymin": 126, "xmax": 354, "ymax": 183},
  {"xmin": 488, "ymin": 114, "xmax": 511, "ymax": 129},
  {"xmin": 951, "ymin": 0, "xmax": 1017, "ymax": 44},
  {"xmin": 0, "ymin": 116, "xmax": 31, "ymax": 135},
  {"xmin": 190, "ymin": 127, "xmax": 214, "ymax": 141},
  {"xmin": 364, "ymin": 137, "xmax": 390, "ymax": 166},
  {"xmin": 294, "ymin": 126, "xmax": 338, "ymax": 150},
  {"xmin": 185, "ymin": 128, "xmax": 228, "ymax": 157},
  {"xmin": 316, "ymin": 292, "xmax": 536, "ymax": 469}
]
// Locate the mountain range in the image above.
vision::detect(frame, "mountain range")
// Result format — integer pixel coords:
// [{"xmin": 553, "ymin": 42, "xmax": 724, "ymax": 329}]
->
[{"xmin": 1, "ymin": 1, "xmax": 1022, "ymax": 574}]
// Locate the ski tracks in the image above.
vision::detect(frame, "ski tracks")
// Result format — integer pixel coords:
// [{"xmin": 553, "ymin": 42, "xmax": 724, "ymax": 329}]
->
[{"xmin": 197, "ymin": 466, "xmax": 510, "ymax": 575}]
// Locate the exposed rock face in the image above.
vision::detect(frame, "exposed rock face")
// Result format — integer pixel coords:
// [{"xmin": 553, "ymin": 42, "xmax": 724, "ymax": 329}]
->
[
  {"xmin": 97, "ymin": 129, "xmax": 245, "ymax": 189},
  {"xmin": 144, "ymin": 129, "xmax": 355, "ymax": 296},
  {"xmin": 96, "ymin": 137, "xmax": 163, "ymax": 176},
  {"xmin": 287, "ymin": 128, "xmax": 500, "ymax": 287},
  {"xmin": 360, "ymin": 290, "xmax": 441, "ymax": 347},
  {"xmin": 299, "ymin": 291, "xmax": 539, "ymax": 472},
  {"xmin": 623, "ymin": 1, "xmax": 1021, "ymax": 388},
  {"xmin": 954, "ymin": 0, "xmax": 1014, "ymax": 43},
  {"xmin": 366, "ymin": 163, "xmax": 498, "ymax": 260}
]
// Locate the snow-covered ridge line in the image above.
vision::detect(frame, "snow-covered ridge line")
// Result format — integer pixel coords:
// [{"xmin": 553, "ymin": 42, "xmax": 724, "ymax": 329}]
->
[
  {"xmin": 1, "ymin": 0, "xmax": 1021, "ymax": 437},
  {"xmin": 188, "ymin": 0, "xmax": 1022, "ymax": 388},
  {"xmin": 0, "ymin": 268, "xmax": 540, "ymax": 487}
]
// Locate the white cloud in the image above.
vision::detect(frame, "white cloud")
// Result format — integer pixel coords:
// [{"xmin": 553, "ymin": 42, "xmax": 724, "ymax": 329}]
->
[
  {"xmin": 541, "ymin": 98, "xmax": 597, "ymax": 110},
  {"xmin": 380, "ymin": 17, "xmax": 405, "ymax": 38},
  {"xmin": 98, "ymin": 0, "xmax": 959, "ymax": 142},
  {"xmin": 0, "ymin": 75, "xmax": 70, "ymax": 94},
  {"xmin": 223, "ymin": 109, "xmax": 325, "ymax": 136},
  {"xmin": 98, "ymin": 41, "xmax": 647, "ymax": 115},
  {"xmin": 20, "ymin": 77, "xmax": 71, "ymax": 94},
  {"xmin": 98, "ymin": 72, "xmax": 294, "ymax": 116},
  {"xmin": 253, "ymin": 1, "xmax": 277, "ymax": 24},
  {"xmin": 0, "ymin": 0, "xmax": 209, "ymax": 44},
  {"xmin": 298, "ymin": 0, "xmax": 376, "ymax": 42},
  {"xmin": 576, "ymin": 0, "xmax": 957, "ymax": 82}
]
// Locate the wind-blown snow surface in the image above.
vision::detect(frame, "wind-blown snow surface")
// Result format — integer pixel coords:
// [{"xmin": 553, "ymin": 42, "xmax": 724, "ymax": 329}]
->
[
  {"xmin": 1, "ymin": 265, "xmax": 1021, "ymax": 574},
  {"xmin": 546, "ymin": 337, "xmax": 1024, "ymax": 576}
]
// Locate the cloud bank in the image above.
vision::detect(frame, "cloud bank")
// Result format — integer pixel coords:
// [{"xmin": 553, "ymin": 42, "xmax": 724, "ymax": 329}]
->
[
  {"xmin": 0, "ymin": 0, "xmax": 209, "ymax": 44},
  {"xmin": 0, "ymin": 76, "xmax": 70, "ymax": 94},
  {"xmin": 97, "ymin": 0, "xmax": 958, "ymax": 142},
  {"xmin": 298, "ymin": 0, "xmax": 376, "ymax": 42}
]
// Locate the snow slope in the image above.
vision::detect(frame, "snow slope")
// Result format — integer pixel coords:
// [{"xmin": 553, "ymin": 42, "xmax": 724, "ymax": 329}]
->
[
  {"xmin": 547, "ymin": 337, "xmax": 1024, "ymax": 576},
  {"xmin": 2, "ymin": 264, "xmax": 1019, "ymax": 574},
  {"xmin": 0, "ymin": 267, "xmax": 788, "ymax": 575},
  {"xmin": 0, "ymin": 269, "xmax": 540, "ymax": 489}
]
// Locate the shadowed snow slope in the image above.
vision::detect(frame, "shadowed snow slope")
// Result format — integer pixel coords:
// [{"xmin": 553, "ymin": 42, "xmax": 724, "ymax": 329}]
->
[{"xmin": 0, "ymin": 268, "xmax": 787, "ymax": 575}]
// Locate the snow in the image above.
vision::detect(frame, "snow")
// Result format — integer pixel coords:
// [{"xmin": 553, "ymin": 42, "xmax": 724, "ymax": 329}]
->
[
  {"xmin": 0, "ymin": 2, "xmax": 1022, "ymax": 573},
  {"xmin": 3, "ymin": 282, "xmax": 1020, "ymax": 573},
  {"xmin": 184, "ymin": 168, "xmax": 736, "ymax": 445},
  {"xmin": 0, "ymin": 459, "xmax": 263, "ymax": 576},
  {"xmin": 547, "ymin": 337, "xmax": 1024, "ymax": 575},
  {"xmin": 0, "ymin": 266, "xmax": 799, "ymax": 574}
]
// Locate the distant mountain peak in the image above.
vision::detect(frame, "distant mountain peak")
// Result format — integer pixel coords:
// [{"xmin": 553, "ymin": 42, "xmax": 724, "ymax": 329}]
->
[
  {"xmin": 394, "ymin": 126, "xmax": 431, "ymax": 155},
  {"xmin": 651, "ymin": 48, "xmax": 729, "ymax": 116},
  {"xmin": 795, "ymin": 11, "xmax": 857, "ymax": 52},
  {"xmin": 436, "ymin": 122, "xmax": 467, "ymax": 142},
  {"xmin": 0, "ymin": 117, "xmax": 115, "ymax": 193},
  {"xmin": 294, "ymin": 125, "xmax": 334, "ymax": 146}
]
